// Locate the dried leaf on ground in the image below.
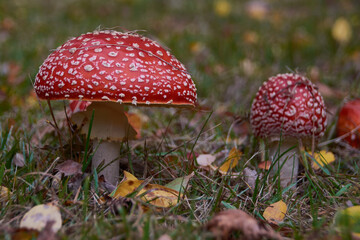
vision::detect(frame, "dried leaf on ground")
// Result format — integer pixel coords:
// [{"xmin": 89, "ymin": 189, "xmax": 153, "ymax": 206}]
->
[
  {"xmin": 55, "ymin": 160, "xmax": 82, "ymax": 176},
  {"xmin": 125, "ymin": 111, "xmax": 147, "ymax": 139},
  {"xmin": 332, "ymin": 17, "xmax": 352, "ymax": 44},
  {"xmin": 214, "ymin": 0, "xmax": 231, "ymax": 17},
  {"xmin": 219, "ymin": 147, "xmax": 242, "ymax": 174},
  {"xmin": 164, "ymin": 172, "xmax": 194, "ymax": 193},
  {"xmin": 258, "ymin": 161, "xmax": 272, "ymax": 170},
  {"xmin": 263, "ymin": 200, "xmax": 287, "ymax": 225},
  {"xmin": 12, "ymin": 153, "xmax": 25, "ymax": 167},
  {"xmin": 20, "ymin": 202, "xmax": 62, "ymax": 233},
  {"xmin": 243, "ymin": 167, "xmax": 258, "ymax": 190},
  {"xmin": 309, "ymin": 150, "xmax": 335, "ymax": 170},
  {"xmin": 112, "ymin": 171, "xmax": 181, "ymax": 208},
  {"xmin": 11, "ymin": 228, "xmax": 39, "ymax": 240},
  {"xmin": 0, "ymin": 186, "xmax": 11, "ymax": 203},
  {"xmin": 196, "ymin": 154, "xmax": 216, "ymax": 167},
  {"xmin": 334, "ymin": 205, "xmax": 360, "ymax": 238},
  {"xmin": 206, "ymin": 209, "xmax": 283, "ymax": 240}
]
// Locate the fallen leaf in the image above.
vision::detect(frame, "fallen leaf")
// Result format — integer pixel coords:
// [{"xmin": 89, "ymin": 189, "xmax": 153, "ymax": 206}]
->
[
  {"xmin": 163, "ymin": 155, "xmax": 181, "ymax": 167},
  {"xmin": 125, "ymin": 112, "xmax": 143, "ymax": 139},
  {"xmin": 189, "ymin": 41, "xmax": 205, "ymax": 54},
  {"xmin": 332, "ymin": 17, "xmax": 352, "ymax": 44},
  {"xmin": 309, "ymin": 150, "xmax": 336, "ymax": 170},
  {"xmin": 219, "ymin": 147, "xmax": 242, "ymax": 174},
  {"xmin": 7, "ymin": 62, "xmax": 23, "ymax": 85},
  {"xmin": 11, "ymin": 228, "xmax": 39, "ymax": 240},
  {"xmin": 317, "ymin": 82, "xmax": 346, "ymax": 99},
  {"xmin": 263, "ymin": 200, "xmax": 287, "ymax": 225},
  {"xmin": 258, "ymin": 161, "xmax": 272, "ymax": 170},
  {"xmin": 55, "ymin": 160, "xmax": 82, "ymax": 176},
  {"xmin": 196, "ymin": 154, "xmax": 216, "ymax": 167},
  {"xmin": 158, "ymin": 234, "xmax": 172, "ymax": 240},
  {"xmin": 245, "ymin": 1, "xmax": 269, "ymax": 21},
  {"xmin": 165, "ymin": 172, "xmax": 194, "ymax": 193},
  {"xmin": 12, "ymin": 153, "xmax": 25, "ymax": 167},
  {"xmin": 243, "ymin": 167, "xmax": 259, "ymax": 190},
  {"xmin": 206, "ymin": 209, "xmax": 282, "ymax": 240},
  {"xmin": 0, "ymin": 186, "xmax": 11, "ymax": 203},
  {"xmin": 112, "ymin": 171, "xmax": 181, "ymax": 208},
  {"xmin": 20, "ymin": 202, "xmax": 62, "ymax": 233},
  {"xmin": 334, "ymin": 205, "xmax": 360, "ymax": 237},
  {"xmin": 214, "ymin": 0, "xmax": 231, "ymax": 17}
]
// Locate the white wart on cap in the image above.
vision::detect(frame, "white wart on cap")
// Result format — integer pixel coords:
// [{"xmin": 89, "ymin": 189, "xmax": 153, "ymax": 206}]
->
[
  {"xmin": 34, "ymin": 30, "xmax": 197, "ymax": 107},
  {"xmin": 250, "ymin": 73, "xmax": 327, "ymax": 139}
]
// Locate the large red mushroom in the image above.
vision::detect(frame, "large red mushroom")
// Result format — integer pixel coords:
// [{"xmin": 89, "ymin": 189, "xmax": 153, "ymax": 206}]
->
[
  {"xmin": 34, "ymin": 30, "xmax": 197, "ymax": 185},
  {"xmin": 250, "ymin": 73, "xmax": 327, "ymax": 187}
]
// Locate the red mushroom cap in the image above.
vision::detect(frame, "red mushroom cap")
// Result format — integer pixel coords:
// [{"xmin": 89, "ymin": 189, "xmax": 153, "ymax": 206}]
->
[
  {"xmin": 250, "ymin": 73, "xmax": 327, "ymax": 139},
  {"xmin": 34, "ymin": 30, "xmax": 197, "ymax": 107},
  {"xmin": 336, "ymin": 99, "xmax": 360, "ymax": 148}
]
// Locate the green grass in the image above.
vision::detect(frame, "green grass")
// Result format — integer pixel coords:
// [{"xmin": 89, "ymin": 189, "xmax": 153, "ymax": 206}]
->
[{"xmin": 1, "ymin": 0, "xmax": 360, "ymax": 239}]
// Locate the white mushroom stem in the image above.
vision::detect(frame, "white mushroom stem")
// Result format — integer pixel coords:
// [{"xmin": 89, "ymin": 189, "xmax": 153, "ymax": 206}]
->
[
  {"xmin": 71, "ymin": 102, "xmax": 137, "ymax": 185},
  {"xmin": 268, "ymin": 138, "xmax": 299, "ymax": 188},
  {"xmin": 92, "ymin": 140, "xmax": 120, "ymax": 185}
]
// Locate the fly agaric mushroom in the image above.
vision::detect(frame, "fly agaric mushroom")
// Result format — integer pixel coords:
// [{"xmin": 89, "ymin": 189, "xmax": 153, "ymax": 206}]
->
[
  {"xmin": 250, "ymin": 73, "xmax": 327, "ymax": 187},
  {"xmin": 34, "ymin": 30, "xmax": 197, "ymax": 185},
  {"xmin": 336, "ymin": 99, "xmax": 360, "ymax": 148}
]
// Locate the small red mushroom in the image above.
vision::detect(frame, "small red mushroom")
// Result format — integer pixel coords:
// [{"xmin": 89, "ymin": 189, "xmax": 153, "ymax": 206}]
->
[
  {"xmin": 336, "ymin": 99, "xmax": 360, "ymax": 148},
  {"xmin": 34, "ymin": 30, "xmax": 197, "ymax": 185},
  {"xmin": 250, "ymin": 73, "xmax": 327, "ymax": 187}
]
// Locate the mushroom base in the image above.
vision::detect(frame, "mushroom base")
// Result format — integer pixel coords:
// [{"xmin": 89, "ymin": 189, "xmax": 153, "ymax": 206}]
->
[
  {"xmin": 269, "ymin": 139, "xmax": 299, "ymax": 188},
  {"xmin": 92, "ymin": 140, "xmax": 120, "ymax": 185}
]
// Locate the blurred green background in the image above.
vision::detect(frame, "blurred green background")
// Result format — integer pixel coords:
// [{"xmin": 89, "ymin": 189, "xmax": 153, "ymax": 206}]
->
[{"xmin": 1, "ymin": 0, "xmax": 360, "ymax": 115}]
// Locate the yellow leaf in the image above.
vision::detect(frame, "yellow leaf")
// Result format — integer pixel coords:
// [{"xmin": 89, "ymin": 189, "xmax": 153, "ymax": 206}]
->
[
  {"xmin": 112, "ymin": 171, "xmax": 181, "ymax": 208},
  {"xmin": 219, "ymin": 147, "xmax": 242, "ymax": 174},
  {"xmin": 123, "ymin": 170, "xmax": 139, "ymax": 181},
  {"xmin": 214, "ymin": 0, "xmax": 231, "ymax": 17},
  {"xmin": 263, "ymin": 200, "xmax": 287, "ymax": 225},
  {"xmin": 20, "ymin": 202, "xmax": 62, "ymax": 232},
  {"xmin": 0, "ymin": 186, "xmax": 11, "ymax": 203},
  {"xmin": 309, "ymin": 150, "xmax": 335, "ymax": 170},
  {"xmin": 332, "ymin": 17, "xmax": 352, "ymax": 44},
  {"xmin": 140, "ymin": 183, "xmax": 180, "ymax": 208},
  {"xmin": 334, "ymin": 205, "xmax": 360, "ymax": 236}
]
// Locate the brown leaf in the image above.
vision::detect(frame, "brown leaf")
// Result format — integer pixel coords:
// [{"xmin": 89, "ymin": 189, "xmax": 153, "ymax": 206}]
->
[
  {"xmin": 11, "ymin": 228, "xmax": 39, "ymax": 240},
  {"xmin": 125, "ymin": 112, "xmax": 145, "ymax": 139},
  {"xmin": 258, "ymin": 161, "xmax": 272, "ymax": 170},
  {"xmin": 317, "ymin": 82, "xmax": 345, "ymax": 99},
  {"xmin": 7, "ymin": 62, "xmax": 23, "ymax": 85},
  {"xmin": 206, "ymin": 209, "xmax": 283, "ymax": 240},
  {"xmin": 55, "ymin": 160, "xmax": 82, "ymax": 176}
]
